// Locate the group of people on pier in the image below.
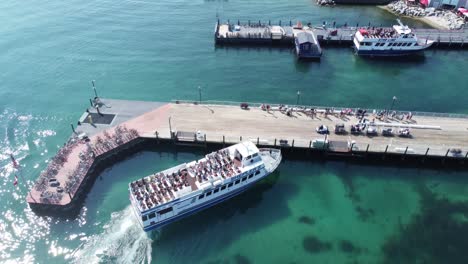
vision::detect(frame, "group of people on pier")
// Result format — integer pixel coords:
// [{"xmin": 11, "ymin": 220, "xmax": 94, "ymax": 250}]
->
[
  {"xmin": 188, "ymin": 149, "xmax": 241, "ymax": 184},
  {"xmin": 92, "ymin": 125, "xmax": 139, "ymax": 156},
  {"xmin": 34, "ymin": 135, "xmax": 81, "ymax": 194},
  {"xmin": 34, "ymin": 124, "xmax": 140, "ymax": 204},
  {"xmin": 64, "ymin": 144, "xmax": 94, "ymax": 197}
]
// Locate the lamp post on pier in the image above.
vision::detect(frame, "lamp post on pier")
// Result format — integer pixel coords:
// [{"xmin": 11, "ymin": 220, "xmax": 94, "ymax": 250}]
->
[
  {"xmin": 169, "ymin": 116, "xmax": 172, "ymax": 138},
  {"xmin": 296, "ymin": 90, "xmax": 301, "ymax": 105},
  {"xmin": 198, "ymin": 86, "xmax": 202, "ymax": 104},
  {"xmin": 92, "ymin": 80, "xmax": 98, "ymax": 98},
  {"xmin": 390, "ymin": 96, "xmax": 397, "ymax": 112}
]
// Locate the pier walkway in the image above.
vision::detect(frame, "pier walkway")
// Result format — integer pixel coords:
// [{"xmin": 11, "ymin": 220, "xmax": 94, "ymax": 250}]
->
[
  {"xmin": 215, "ymin": 21, "xmax": 468, "ymax": 49},
  {"xmin": 27, "ymin": 99, "xmax": 468, "ymax": 209}
]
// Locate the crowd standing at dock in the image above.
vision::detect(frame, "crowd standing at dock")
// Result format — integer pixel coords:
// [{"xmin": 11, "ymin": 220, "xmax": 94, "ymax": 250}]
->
[{"xmin": 32, "ymin": 124, "xmax": 140, "ymax": 204}]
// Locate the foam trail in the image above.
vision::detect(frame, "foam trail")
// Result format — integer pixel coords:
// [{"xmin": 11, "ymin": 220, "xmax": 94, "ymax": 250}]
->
[{"xmin": 71, "ymin": 206, "xmax": 153, "ymax": 264}]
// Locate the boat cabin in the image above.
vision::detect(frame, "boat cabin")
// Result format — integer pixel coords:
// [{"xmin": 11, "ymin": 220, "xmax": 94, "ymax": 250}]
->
[
  {"xmin": 234, "ymin": 142, "xmax": 261, "ymax": 167},
  {"xmin": 295, "ymin": 32, "xmax": 316, "ymax": 53}
]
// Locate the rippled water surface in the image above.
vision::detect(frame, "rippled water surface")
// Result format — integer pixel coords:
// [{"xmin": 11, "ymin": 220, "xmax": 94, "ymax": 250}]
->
[{"xmin": 1, "ymin": 0, "xmax": 467, "ymax": 263}]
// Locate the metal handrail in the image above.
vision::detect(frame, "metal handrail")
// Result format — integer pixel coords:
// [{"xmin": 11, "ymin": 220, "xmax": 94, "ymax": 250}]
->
[{"xmin": 172, "ymin": 99, "xmax": 468, "ymax": 119}]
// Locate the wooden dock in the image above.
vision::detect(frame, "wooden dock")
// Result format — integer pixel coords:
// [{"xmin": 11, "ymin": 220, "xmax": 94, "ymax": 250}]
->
[
  {"xmin": 214, "ymin": 21, "xmax": 468, "ymax": 49},
  {"xmin": 27, "ymin": 98, "xmax": 468, "ymax": 212}
]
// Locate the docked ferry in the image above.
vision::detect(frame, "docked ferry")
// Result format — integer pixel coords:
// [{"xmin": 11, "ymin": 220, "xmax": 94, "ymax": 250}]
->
[
  {"xmin": 129, "ymin": 142, "xmax": 282, "ymax": 232},
  {"xmin": 353, "ymin": 20, "xmax": 434, "ymax": 56}
]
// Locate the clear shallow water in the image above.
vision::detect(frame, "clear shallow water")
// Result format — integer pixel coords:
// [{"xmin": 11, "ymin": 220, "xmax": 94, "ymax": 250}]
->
[{"xmin": 1, "ymin": 0, "xmax": 468, "ymax": 263}]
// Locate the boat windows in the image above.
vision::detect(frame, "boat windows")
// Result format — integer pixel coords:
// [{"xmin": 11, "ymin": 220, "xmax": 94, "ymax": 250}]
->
[
  {"xmin": 235, "ymin": 179, "xmax": 240, "ymax": 184},
  {"xmin": 206, "ymin": 191, "xmax": 212, "ymax": 196},
  {"xmin": 248, "ymin": 174, "xmax": 253, "ymax": 179},
  {"xmin": 142, "ymin": 215, "xmax": 148, "ymax": 221},
  {"xmin": 255, "ymin": 170, "xmax": 260, "ymax": 175},
  {"xmin": 397, "ymin": 43, "xmax": 402, "ymax": 46},
  {"xmin": 228, "ymin": 183, "xmax": 233, "ymax": 187},
  {"xmin": 221, "ymin": 185, "xmax": 227, "ymax": 190},
  {"xmin": 214, "ymin": 188, "xmax": 219, "ymax": 194},
  {"xmin": 149, "ymin": 213, "xmax": 156, "ymax": 219},
  {"xmin": 199, "ymin": 194, "xmax": 204, "ymax": 199},
  {"xmin": 242, "ymin": 177, "xmax": 247, "ymax": 182},
  {"xmin": 158, "ymin": 207, "xmax": 173, "ymax": 215}
]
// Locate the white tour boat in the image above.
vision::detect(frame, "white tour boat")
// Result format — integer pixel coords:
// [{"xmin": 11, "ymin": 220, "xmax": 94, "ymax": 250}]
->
[
  {"xmin": 353, "ymin": 20, "xmax": 434, "ymax": 57},
  {"xmin": 129, "ymin": 141, "xmax": 282, "ymax": 232}
]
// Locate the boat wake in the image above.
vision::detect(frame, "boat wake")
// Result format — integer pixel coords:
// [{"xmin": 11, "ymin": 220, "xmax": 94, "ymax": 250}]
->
[{"xmin": 71, "ymin": 206, "xmax": 153, "ymax": 264}]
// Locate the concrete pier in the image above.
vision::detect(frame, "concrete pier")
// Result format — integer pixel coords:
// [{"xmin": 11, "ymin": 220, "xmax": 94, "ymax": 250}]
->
[
  {"xmin": 214, "ymin": 21, "xmax": 468, "ymax": 49},
  {"xmin": 27, "ymin": 98, "xmax": 468, "ymax": 213}
]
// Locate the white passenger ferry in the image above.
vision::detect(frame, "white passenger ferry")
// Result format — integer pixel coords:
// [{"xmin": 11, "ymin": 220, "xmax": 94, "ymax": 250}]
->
[
  {"xmin": 353, "ymin": 20, "xmax": 434, "ymax": 56},
  {"xmin": 129, "ymin": 142, "xmax": 282, "ymax": 232}
]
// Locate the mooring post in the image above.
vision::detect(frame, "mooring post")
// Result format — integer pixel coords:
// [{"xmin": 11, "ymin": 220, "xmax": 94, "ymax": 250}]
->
[
  {"xmin": 274, "ymin": 138, "xmax": 277, "ymax": 147},
  {"xmin": 257, "ymin": 137, "xmax": 259, "ymax": 145},
  {"xmin": 404, "ymin": 146, "xmax": 408, "ymax": 155},
  {"xmin": 384, "ymin": 145, "xmax": 388, "ymax": 153},
  {"xmin": 309, "ymin": 140, "xmax": 312, "ymax": 148},
  {"xmin": 425, "ymin": 148, "xmax": 430, "ymax": 157},
  {"xmin": 292, "ymin": 139, "xmax": 295, "ymax": 148},
  {"xmin": 366, "ymin": 144, "xmax": 370, "ymax": 153},
  {"xmin": 269, "ymin": 20, "xmax": 271, "ymax": 26},
  {"xmin": 289, "ymin": 20, "xmax": 292, "ymax": 26},
  {"xmin": 223, "ymin": 135, "xmax": 225, "ymax": 146},
  {"xmin": 237, "ymin": 20, "xmax": 240, "ymax": 25},
  {"xmin": 350, "ymin": 142, "xmax": 355, "ymax": 153},
  {"xmin": 279, "ymin": 20, "xmax": 281, "ymax": 26},
  {"xmin": 248, "ymin": 20, "xmax": 250, "ymax": 26},
  {"xmin": 240, "ymin": 136, "xmax": 242, "ymax": 142}
]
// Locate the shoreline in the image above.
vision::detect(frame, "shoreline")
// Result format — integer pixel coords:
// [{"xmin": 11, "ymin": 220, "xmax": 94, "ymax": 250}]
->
[{"xmin": 377, "ymin": 5, "xmax": 450, "ymax": 30}]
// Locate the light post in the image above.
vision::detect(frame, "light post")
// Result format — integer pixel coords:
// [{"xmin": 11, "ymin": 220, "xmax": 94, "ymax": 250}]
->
[
  {"xmin": 198, "ymin": 86, "xmax": 202, "ymax": 104},
  {"xmin": 169, "ymin": 116, "xmax": 172, "ymax": 138},
  {"xmin": 296, "ymin": 91, "xmax": 301, "ymax": 105},
  {"xmin": 390, "ymin": 96, "xmax": 397, "ymax": 112},
  {"xmin": 92, "ymin": 80, "xmax": 98, "ymax": 98}
]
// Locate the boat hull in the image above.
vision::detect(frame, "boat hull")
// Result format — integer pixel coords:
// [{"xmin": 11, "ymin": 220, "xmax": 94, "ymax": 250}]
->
[
  {"xmin": 143, "ymin": 174, "xmax": 269, "ymax": 232},
  {"xmin": 355, "ymin": 48, "xmax": 427, "ymax": 57}
]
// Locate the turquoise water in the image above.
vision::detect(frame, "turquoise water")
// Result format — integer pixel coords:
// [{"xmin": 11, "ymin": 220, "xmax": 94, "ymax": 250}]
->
[{"xmin": 1, "ymin": 0, "xmax": 468, "ymax": 263}]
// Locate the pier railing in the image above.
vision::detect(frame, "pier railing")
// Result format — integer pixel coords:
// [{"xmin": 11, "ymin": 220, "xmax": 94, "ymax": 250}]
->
[{"xmin": 172, "ymin": 100, "xmax": 468, "ymax": 119}]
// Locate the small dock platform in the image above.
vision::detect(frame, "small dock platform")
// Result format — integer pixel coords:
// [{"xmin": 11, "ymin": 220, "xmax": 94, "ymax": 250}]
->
[
  {"xmin": 215, "ymin": 20, "xmax": 468, "ymax": 49},
  {"xmin": 27, "ymin": 98, "xmax": 468, "ymax": 213}
]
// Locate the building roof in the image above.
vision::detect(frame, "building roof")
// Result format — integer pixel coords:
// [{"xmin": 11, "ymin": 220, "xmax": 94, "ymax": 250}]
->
[{"xmin": 296, "ymin": 31, "xmax": 315, "ymax": 44}]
